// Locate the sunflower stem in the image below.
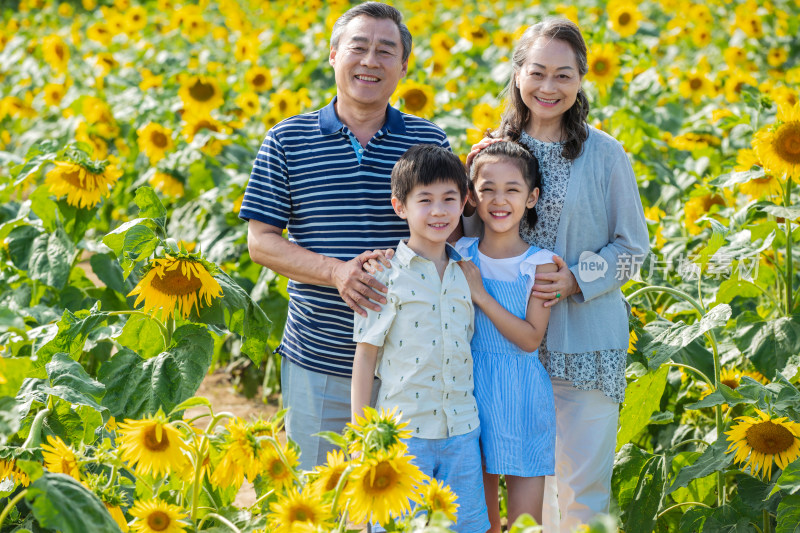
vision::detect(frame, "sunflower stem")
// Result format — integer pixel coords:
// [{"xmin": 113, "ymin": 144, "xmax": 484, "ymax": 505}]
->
[
  {"xmin": 665, "ymin": 363, "xmax": 714, "ymax": 388},
  {"xmin": 0, "ymin": 489, "xmax": 28, "ymax": 528},
  {"xmin": 668, "ymin": 439, "xmax": 711, "ymax": 452},
  {"xmin": 165, "ymin": 316, "xmax": 174, "ymax": 345},
  {"xmin": 330, "ymin": 464, "xmax": 356, "ymax": 520},
  {"xmin": 249, "ymin": 488, "xmax": 275, "ymax": 509},
  {"xmin": 21, "ymin": 408, "xmax": 51, "ymax": 449},
  {"xmin": 196, "ymin": 512, "xmax": 241, "ymax": 532},
  {"xmin": 627, "ymin": 285, "xmax": 705, "ymax": 316},
  {"xmin": 190, "ymin": 438, "xmax": 207, "ymax": 524},
  {"xmin": 103, "ymin": 466, "xmax": 118, "ymax": 490},
  {"xmin": 656, "ymin": 501, "xmax": 711, "ymax": 518},
  {"xmin": 784, "ymin": 178, "xmax": 794, "ymax": 317}
]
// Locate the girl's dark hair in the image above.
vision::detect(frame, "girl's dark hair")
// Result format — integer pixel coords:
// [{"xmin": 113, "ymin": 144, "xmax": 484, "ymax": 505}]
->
[
  {"xmin": 495, "ymin": 18, "xmax": 589, "ymax": 160},
  {"xmin": 470, "ymin": 141, "xmax": 542, "ymax": 229}
]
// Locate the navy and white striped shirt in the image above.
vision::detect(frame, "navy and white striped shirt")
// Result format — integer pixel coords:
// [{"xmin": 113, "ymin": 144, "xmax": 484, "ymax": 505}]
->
[{"xmin": 239, "ymin": 98, "xmax": 450, "ymax": 377}]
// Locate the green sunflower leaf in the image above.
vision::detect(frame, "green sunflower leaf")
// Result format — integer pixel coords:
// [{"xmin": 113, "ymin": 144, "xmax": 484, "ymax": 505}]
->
[
  {"xmin": 98, "ymin": 324, "xmax": 213, "ymax": 419},
  {"xmin": 25, "ymin": 473, "xmax": 123, "ymax": 533}
]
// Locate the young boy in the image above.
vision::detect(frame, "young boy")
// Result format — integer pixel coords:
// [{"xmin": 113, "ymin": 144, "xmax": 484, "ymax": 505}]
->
[{"xmin": 351, "ymin": 144, "xmax": 490, "ymax": 533}]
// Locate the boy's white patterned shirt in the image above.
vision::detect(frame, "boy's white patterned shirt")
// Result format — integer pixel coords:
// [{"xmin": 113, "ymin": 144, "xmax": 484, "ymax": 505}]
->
[{"xmin": 353, "ymin": 240, "xmax": 479, "ymax": 439}]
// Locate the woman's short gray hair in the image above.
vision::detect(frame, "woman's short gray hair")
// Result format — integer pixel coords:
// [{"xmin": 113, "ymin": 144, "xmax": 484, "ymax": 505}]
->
[{"xmin": 330, "ymin": 2, "xmax": 412, "ymax": 62}]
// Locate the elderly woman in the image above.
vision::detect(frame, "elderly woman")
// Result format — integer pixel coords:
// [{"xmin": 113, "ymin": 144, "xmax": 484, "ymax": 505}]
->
[{"xmin": 466, "ymin": 18, "xmax": 649, "ymax": 532}]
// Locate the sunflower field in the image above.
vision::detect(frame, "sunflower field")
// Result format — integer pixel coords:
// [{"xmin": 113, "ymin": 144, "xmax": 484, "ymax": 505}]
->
[{"xmin": 1, "ymin": 0, "xmax": 800, "ymax": 531}]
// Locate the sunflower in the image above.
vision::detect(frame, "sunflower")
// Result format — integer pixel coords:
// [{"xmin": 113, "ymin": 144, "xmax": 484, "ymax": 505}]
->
[
  {"xmin": 209, "ymin": 418, "xmax": 258, "ymax": 489},
  {"xmin": 684, "ymin": 192, "xmax": 725, "ymax": 235},
  {"xmin": 117, "ymin": 410, "xmax": 191, "ymax": 477},
  {"xmin": 753, "ymin": 103, "xmax": 800, "ymax": 182},
  {"xmin": 87, "ymin": 23, "xmax": 112, "ymax": 45},
  {"xmin": 268, "ymin": 487, "xmax": 332, "ymax": 533},
  {"xmin": 471, "ymin": 102, "xmax": 501, "ymax": 133},
  {"xmin": 723, "ymin": 71, "xmax": 758, "ymax": 103},
  {"xmin": 458, "ymin": 20, "xmax": 490, "ymax": 49},
  {"xmin": 42, "ymin": 35, "xmax": 69, "ymax": 72},
  {"xmin": 0, "ymin": 459, "xmax": 30, "ymax": 487},
  {"xmin": 393, "ymin": 80, "xmax": 436, "ymax": 119},
  {"xmin": 128, "ymin": 253, "xmax": 223, "ymax": 321},
  {"xmin": 140, "ymin": 68, "xmax": 164, "ymax": 91},
  {"xmin": 735, "ymin": 11, "xmax": 763, "ymax": 39},
  {"xmin": 105, "ymin": 503, "xmax": 128, "ymax": 532},
  {"xmin": 691, "ymin": 24, "xmax": 712, "ymax": 48},
  {"xmin": 149, "ymin": 170, "xmax": 185, "ymax": 198},
  {"xmin": 245, "ymin": 65, "xmax": 272, "ymax": 93},
  {"xmin": 726, "ymin": 409, "xmax": 800, "ymax": 479},
  {"xmin": 178, "ymin": 75, "xmax": 224, "ymax": 114},
  {"xmin": 130, "ymin": 499, "xmax": 188, "ymax": 533},
  {"xmin": 734, "ymin": 148, "xmax": 782, "ymax": 199},
  {"xmin": 679, "ymin": 70, "xmax": 715, "ymax": 105},
  {"xmin": 234, "ymin": 34, "xmax": 260, "ymax": 62},
  {"xmin": 125, "ymin": 5, "xmax": 147, "ymax": 33},
  {"xmin": 44, "ymin": 159, "xmax": 122, "ymax": 209},
  {"xmin": 310, "ymin": 449, "xmax": 349, "ymax": 498},
  {"xmin": 343, "ymin": 448, "xmax": 428, "ymax": 525},
  {"xmin": 182, "ymin": 113, "xmax": 230, "ymax": 156},
  {"xmin": 772, "ymin": 86, "xmax": 798, "ymax": 109},
  {"xmin": 43, "ymin": 82, "xmax": 67, "ymax": 107},
  {"xmin": 430, "ymin": 32, "xmax": 455, "ymax": 60},
  {"xmin": 137, "ymin": 123, "xmax": 173, "ymax": 164},
  {"xmin": 235, "ymin": 91, "xmax": 261, "ymax": 119},
  {"xmin": 41, "ymin": 435, "xmax": 81, "ymax": 481},
  {"xmin": 347, "ymin": 406, "xmax": 412, "ymax": 456},
  {"xmin": 586, "ymin": 43, "xmax": 620, "ymax": 97},
  {"xmin": 261, "ymin": 443, "xmax": 299, "ymax": 491},
  {"xmin": 414, "ymin": 478, "xmax": 458, "ymax": 522},
  {"xmin": 607, "ymin": 2, "xmax": 643, "ymax": 38}
]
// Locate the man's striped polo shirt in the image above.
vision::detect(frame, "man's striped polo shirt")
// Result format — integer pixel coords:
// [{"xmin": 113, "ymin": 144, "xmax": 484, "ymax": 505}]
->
[{"xmin": 239, "ymin": 98, "xmax": 450, "ymax": 377}]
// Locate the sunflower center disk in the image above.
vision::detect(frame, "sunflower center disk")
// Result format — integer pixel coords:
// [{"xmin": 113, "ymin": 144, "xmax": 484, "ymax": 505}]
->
[
  {"xmin": 147, "ymin": 510, "xmax": 171, "ymax": 531},
  {"xmin": 690, "ymin": 78, "xmax": 703, "ymax": 90},
  {"xmin": 151, "ymin": 131, "xmax": 168, "ymax": 148},
  {"xmin": 619, "ymin": 13, "xmax": 631, "ymax": 25},
  {"xmin": 143, "ymin": 425, "xmax": 171, "ymax": 452},
  {"xmin": 721, "ymin": 379, "xmax": 739, "ymax": 389},
  {"xmin": 189, "ymin": 81, "xmax": 216, "ymax": 102},
  {"xmin": 745, "ymin": 421, "xmax": 795, "ymax": 454},
  {"xmin": 776, "ymin": 124, "xmax": 800, "ymax": 163},
  {"xmin": 253, "ymin": 74, "xmax": 266, "ymax": 86},
  {"xmin": 370, "ymin": 462, "xmax": 396, "ymax": 490},
  {"xmin": 291, "ymin": 506, "xmax": 311, "ymax": 522},
  {"xmin": 404, "ymin": 89, "xmax": 427, "ymax": 112},
  {"xmin": 150, "ymin": 269, "xmax": 203, "ymax": 296}
]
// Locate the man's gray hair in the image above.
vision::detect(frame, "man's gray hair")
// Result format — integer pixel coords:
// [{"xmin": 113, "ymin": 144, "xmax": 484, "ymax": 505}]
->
[{"xmin": 330, "ymin": 2, "xmax": 412, "ymax": 62}]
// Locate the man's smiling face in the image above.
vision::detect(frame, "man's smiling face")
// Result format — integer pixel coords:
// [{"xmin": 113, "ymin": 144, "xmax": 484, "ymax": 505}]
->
[{"xmin": 329, "ymin": 15, "xmax": 408, "ymax": 113}]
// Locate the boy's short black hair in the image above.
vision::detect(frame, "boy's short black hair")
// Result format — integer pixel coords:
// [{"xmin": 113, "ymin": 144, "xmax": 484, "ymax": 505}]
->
[{"xmin": 391, "ymin": 144, "xmax": 468, "ymax": 203}]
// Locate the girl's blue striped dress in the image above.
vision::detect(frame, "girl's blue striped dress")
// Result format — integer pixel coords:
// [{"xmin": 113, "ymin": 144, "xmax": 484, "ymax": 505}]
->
[{"xmin": 458, "ymin": 237, "xmax": 556, "ymax": 477}]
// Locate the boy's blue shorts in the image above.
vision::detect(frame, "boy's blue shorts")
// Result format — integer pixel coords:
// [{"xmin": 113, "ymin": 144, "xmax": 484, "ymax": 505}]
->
[{"xmin": 374, "ymin": 427, "xmax": 490, "ymax": 533}]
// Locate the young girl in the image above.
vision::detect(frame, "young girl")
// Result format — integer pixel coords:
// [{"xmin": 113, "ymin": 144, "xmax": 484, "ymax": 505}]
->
[{"xmin": 455, "ymin": 141, "xmax": 556, "ymax": 530}]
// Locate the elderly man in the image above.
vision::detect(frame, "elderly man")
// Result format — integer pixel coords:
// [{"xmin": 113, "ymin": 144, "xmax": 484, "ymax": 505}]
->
[{"xmin": 239, "ymin": 2, "xmax": 450, "ymax": 469}]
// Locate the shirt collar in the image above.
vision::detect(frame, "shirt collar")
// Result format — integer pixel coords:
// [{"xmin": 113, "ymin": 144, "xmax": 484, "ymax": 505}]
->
[
  {"xmin": 394, "ymin": 240, "xmax": 464, "ymax": 267},
  {"xmin": 319, "ymin": 97, "xmax": 407, "ymax": 135}
]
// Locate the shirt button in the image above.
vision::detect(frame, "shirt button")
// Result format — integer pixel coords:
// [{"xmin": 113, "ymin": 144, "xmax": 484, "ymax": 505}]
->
[{"xmin": 358, "ymin": 148, "xmax": 363, "ymax": 153}]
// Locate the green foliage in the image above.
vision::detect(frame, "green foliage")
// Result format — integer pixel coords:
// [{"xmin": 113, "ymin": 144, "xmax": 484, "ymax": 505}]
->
[
  {"xmin": 98, "ymin": 325, "xmax": 214, "ymax": 419},
  {"xmin": 25, "ymin": 473, "xmax": 123, "ymax": 533}
]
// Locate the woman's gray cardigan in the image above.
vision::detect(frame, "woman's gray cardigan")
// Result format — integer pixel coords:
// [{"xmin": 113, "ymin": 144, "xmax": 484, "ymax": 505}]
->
[{"xmin": 547, "ymin": 126, "xmax": 649, "ymax": 354}]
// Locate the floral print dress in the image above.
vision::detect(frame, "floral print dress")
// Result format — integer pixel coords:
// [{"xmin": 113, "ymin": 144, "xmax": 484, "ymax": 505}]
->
[{"xmin": 519, "ymin": 131, "xmax": 627, "ymax": 403}]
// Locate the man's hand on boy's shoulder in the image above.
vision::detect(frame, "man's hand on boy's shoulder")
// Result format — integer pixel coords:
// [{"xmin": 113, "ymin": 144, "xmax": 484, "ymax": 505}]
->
[
  {"xmin": 334, "ymin": 249, "xmax": 394, "ymax": 317},
  {"xmin": 362, "ymin": 248, "xmax": 395, "ymax": 275}
]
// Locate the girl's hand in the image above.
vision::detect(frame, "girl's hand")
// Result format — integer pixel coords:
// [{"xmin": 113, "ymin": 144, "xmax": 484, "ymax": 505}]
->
[
  {"xmin": 465, "ymin": 137, "xmax": 505, "ymax": 170},
  {"xmin": 531, "ymin": 255, "xmax": 580, "ymax": 308},
  {"xmin": 362, "ymin": 248, "xmax": 395, "ymax": 274},
  {"xmin": 457, "ymin": 260, "xmax": 489, "ymax": 304}
]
